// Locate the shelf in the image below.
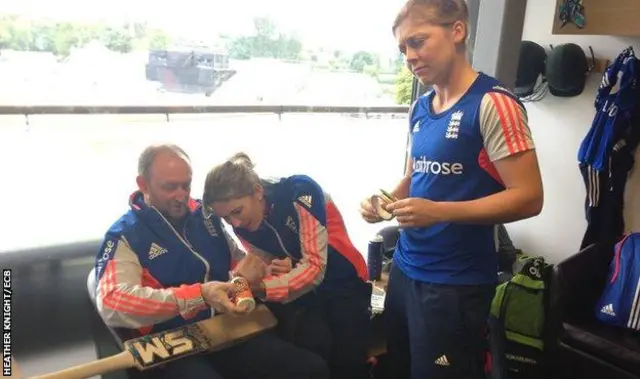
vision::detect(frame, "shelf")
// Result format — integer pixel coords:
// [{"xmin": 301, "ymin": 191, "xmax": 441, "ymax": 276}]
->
[{"xmin": 552, "ymin": 0, "xmax": 640, "ymax": 36}]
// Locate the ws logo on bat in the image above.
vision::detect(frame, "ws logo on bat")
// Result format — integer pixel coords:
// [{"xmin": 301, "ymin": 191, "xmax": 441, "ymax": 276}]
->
[{"xmin": 126, "ymin": 325, "xmax": 210, "ymax": 368}]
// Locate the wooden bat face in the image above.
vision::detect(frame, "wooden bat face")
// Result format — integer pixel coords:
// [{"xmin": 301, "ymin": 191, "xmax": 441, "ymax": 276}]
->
[
  {"xmin": 123, "ymin": 304, "xmax": 277, "ymax": 371},
  {"xmin": 124, "ymin": 323, "xmax": 212, "ymax": 369},
  {"xmin": 379, "ymin": 189, "xmax": 397, "ymax": 203}
]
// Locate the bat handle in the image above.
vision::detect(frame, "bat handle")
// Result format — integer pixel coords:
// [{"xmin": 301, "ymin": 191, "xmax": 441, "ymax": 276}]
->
[{"xmin": 27, "ymin": 351, "xmax": 135, "ymax": 379}]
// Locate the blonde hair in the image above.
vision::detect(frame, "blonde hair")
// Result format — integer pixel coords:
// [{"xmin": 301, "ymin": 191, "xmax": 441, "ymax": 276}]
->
[
  {"xmin": 393, "ymin": 0, "xmax": 470, "ymax": 42},
  {"xmin": 202, "ymin": 152, "xmax": 260, "ymax": 205}
]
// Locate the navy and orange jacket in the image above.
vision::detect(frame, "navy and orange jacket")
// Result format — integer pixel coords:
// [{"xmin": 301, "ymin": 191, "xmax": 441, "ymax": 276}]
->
[
  {"xmin": 234, "ymin": 175, "xmax": 368, "ymax": 303},
  {"xmin": 93, "ymin": 191, "xmax": 244, "ymax": 337}
]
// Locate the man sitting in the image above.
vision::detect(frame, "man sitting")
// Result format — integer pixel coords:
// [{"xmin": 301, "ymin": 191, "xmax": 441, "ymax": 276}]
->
[{"xmin": 92, "ymin": 144, "xmax": 329, "ymax": 379}]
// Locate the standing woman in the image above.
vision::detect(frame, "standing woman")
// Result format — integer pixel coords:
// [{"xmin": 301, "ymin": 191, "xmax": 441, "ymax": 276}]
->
[
  {"xmin": 360, "ymin": 1, "xmax": 544, "ymax": 378},
  {"xmin": 202, "ymin": 153, "xmax": 372, "ymax": 379}
]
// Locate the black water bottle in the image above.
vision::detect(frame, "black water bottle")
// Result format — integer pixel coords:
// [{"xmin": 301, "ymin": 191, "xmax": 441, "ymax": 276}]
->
[{"xmin": 367, "ymin": 235, "xmax": 384, "ymax": 281}]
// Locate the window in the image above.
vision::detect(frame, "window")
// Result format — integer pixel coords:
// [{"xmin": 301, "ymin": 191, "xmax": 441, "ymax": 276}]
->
[{"xmin": 0, "ymin": 0, "xmax": 412, "ymax": 254}]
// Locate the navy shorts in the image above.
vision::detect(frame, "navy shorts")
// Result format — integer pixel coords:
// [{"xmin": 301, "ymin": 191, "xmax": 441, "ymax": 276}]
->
[{"xmin": 385, "ymin": 263, "xmax": 496, "ymax": 379}]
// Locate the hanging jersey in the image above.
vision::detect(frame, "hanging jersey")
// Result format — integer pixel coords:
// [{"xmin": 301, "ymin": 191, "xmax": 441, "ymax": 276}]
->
[
  {"xmin": 394, "ymin": 73, "xmax": 536, "ymax": 285},
  {"xmin": 596, "ymin": 232, "xmax": 640, "ymax": 331},
  {"xmin": 578, "ymin": 47, "xmax": 638, "ymax": 172},
  {"xmin": 578, "ymin": 48, "xmax": 640, "ymax": 248}
]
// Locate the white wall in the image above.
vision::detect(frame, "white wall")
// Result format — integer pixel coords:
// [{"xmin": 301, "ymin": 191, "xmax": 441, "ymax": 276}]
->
[{"xmin": 504, "ymin": 0, "xmax": 640, "ymax": 263}]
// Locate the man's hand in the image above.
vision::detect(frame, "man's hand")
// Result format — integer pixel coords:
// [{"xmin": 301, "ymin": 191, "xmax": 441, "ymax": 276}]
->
[
  {"xmin": 386, "ymin": 198, "xmax": 442, "ymax": 228},
  {"xmin": 200, "ymin": 281, "xmax": 247, "ymax": 315},
  {"xmin": 268, "ymin": 257, "xmax": 293, "ymax": 275},
  {"xmin": 233, "ymin": 254, "xmax": 268, "ymax": 286},
  {"xmin": 359, "ymin": 197, "xmax": 383, "ymax": 223}
]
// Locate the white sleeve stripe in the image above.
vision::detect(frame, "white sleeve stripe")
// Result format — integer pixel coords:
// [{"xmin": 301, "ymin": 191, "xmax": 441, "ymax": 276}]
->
[{"xmin": 627, "ymin": 277, "xmax": 640, "ymax": 330}]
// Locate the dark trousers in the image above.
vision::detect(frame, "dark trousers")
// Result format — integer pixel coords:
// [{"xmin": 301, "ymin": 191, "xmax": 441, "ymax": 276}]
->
[
  {"xmin": 266, "ymin": 281, "xmax": 373, "ymax": 379},
  {"xmin": 163, "ymin": 331, "xmax": 330, "ymax": 379},
  {"xmin": 385, "ymin": 264, "xmax": 495, "ymax": 379}
]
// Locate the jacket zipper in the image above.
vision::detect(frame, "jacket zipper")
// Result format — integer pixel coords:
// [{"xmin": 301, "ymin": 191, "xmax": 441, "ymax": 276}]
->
[
  {"xmin": 152, "ymin": 208, "xmax": 211, "ymax": 282},
  {"xmin": 264, "ymin": 219, "xmax": 317, "ymax": 294},
  {"xmin": 264, "ymin": 220, "xmax": 294, "ymax": 260}
]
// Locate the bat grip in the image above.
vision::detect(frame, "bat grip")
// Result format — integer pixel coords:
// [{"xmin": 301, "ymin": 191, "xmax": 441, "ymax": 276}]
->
[{"xmin": 27, "ymin": 351, "xmax": 135, "ymax": 379}]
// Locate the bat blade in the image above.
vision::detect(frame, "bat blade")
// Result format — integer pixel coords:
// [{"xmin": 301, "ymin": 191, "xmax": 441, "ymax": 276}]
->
[
  {"xmin": 28, "ymin": 305, "xmax": 277, "ymax": 379},
  {"xmin": 127, "ymin": 304, "xmax": 278, "ymax": 370},
  {"xmin": 379, "ymin": 189, "xmax": 397, "ymax": 203},
  {"xmin": 125, "ymin": 319, "xmax": 214, "ymax": 369}
]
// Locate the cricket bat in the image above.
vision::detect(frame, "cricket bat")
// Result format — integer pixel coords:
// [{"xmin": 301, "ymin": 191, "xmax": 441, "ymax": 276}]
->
[
  {"xmin": 6, "ymin": 356, "xmax": 23, "ymax": 378},
  {"xmin": 371, "ymin": 189, "xmax": 398, "ymax": 221},
  {"xmin": 27, "ymin": 304, "xmax": 277, "ymax": 379}
]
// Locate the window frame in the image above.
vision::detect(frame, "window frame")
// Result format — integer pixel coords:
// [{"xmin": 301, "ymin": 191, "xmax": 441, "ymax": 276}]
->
[{"xmin": 403, "ymin": 78, "xmax": 430, "ymax": 173}]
